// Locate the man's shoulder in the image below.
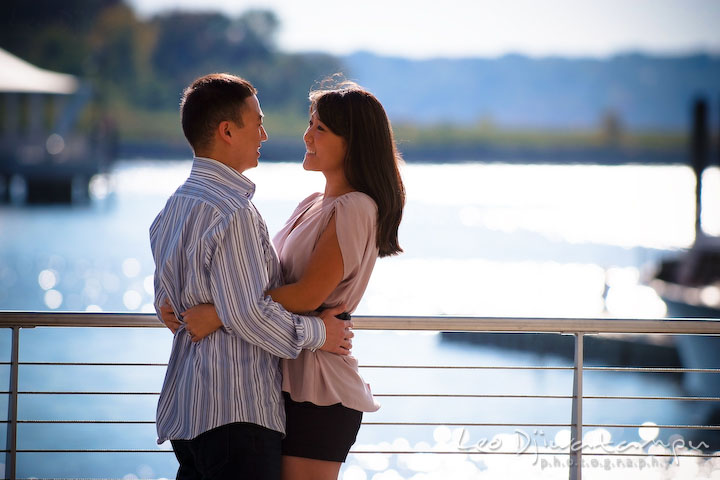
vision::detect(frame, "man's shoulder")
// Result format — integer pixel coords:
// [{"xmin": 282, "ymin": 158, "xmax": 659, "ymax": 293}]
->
[{"xmin": 177, "ymin": 176, "xmax": 253, "ymax": 218}]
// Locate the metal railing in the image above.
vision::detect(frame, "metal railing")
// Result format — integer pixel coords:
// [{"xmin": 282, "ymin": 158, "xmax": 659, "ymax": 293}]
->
[{"xmin": 2, "ymin": 311, "xmax": 720, "ymax": 480}]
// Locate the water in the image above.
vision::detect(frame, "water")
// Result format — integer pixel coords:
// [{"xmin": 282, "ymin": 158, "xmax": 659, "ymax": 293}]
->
[{"xmin": 1, "ymin": 159, "xmax": 720, "ymax": 478}]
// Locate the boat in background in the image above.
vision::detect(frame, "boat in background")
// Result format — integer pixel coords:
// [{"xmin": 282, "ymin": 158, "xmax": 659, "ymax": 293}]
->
[
  {"xmin": 646, "ymin": 97, "xmax": 720, "ymax": 402},
  {"xmin": 0, "ymin": 47, "xmax": 116, "ymax": 204},
  {"xmin": 649, "ymin": 235, "xmax": 720, "ymax": 319}
]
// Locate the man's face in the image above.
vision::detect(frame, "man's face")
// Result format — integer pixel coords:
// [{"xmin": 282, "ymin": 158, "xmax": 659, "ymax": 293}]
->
[{"xmin": 231, "ymin": 94, "xmax": 268, "ymax": 172}]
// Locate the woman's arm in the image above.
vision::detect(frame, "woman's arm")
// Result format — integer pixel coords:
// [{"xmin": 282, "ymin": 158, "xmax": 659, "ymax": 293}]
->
[
  {"xmin": 267, "ymin": 214, "xmax": 344, "ymax": 313},
  {"xmin": 176, "ymin": 214, "xmax": 344, "ymax": 341}
]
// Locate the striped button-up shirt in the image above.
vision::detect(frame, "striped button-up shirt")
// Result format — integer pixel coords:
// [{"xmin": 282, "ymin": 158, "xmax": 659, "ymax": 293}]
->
[{"xmin": 150, "ymin": 157, "xmax": 325, "ymax": 443}]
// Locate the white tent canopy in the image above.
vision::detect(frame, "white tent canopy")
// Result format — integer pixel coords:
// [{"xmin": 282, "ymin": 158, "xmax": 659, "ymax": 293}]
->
[{"xmin": 0, "ymin": 47, "xmax": 79, "ymax": 94}]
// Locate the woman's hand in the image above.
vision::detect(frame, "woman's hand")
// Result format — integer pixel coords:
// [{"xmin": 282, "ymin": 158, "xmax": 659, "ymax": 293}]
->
[
  {"xmin": 182, "ymin": 303, "xmax": 223, "ymax": 342},
  {"xmin": 159, "ymin": 298, "xmax": 181, "ymax": 333}
]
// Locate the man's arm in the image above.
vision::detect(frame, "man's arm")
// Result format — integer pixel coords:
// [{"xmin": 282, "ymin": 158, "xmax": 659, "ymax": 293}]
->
[
  {"xmin": 208, "ymin": 207, "xmax": 349, "ymax": 357},
  {"xmin": 170, "ymin": 302, "xmax": 352, "ymax": 355}
]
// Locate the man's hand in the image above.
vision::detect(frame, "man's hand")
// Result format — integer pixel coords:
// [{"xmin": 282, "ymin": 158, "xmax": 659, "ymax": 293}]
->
[
  {"xmin": 318, "ymin": 304, "xmax": 354, "ymax": 355},
  {"xmin": 159, "ymin": 298, "xmax": 181, "ymax": 333},
  {"xmin": 182, "ymin": 304, "xmax": 223, "ymax": 342}
]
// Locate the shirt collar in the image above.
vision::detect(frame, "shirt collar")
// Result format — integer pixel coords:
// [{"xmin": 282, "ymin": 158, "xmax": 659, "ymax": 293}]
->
[{"xmin": 191, "ymin": 156, "xmax": 256, "ymax": 198}]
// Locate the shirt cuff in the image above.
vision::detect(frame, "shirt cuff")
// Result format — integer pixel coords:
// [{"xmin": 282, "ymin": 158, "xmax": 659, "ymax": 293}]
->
[{"xmin": 294, "ymin": 313, "xmax": 325, "ymax": 351}]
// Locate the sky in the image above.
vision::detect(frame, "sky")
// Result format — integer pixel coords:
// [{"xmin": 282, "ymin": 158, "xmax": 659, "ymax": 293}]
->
[{"xmin": 126, "ymin": 0, "xmax": 720, "ymax": 59}]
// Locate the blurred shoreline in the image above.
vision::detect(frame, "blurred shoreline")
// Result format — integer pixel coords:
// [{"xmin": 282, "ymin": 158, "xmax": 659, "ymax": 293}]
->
[{"xmin": 118, "ymin": 139, "xmax": 689, "ymax": 165}]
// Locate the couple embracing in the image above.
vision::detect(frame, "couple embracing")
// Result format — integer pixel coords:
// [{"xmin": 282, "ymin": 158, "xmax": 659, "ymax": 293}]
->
[{"xmin": 149, "ymin": 73, "xmax": 405, "ymax": 480}]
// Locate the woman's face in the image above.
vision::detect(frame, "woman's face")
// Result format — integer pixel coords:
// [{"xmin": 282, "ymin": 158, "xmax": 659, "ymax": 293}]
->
[{"xmin": 302, "ymin": 109, "xmax": 347, "ymax": 175}]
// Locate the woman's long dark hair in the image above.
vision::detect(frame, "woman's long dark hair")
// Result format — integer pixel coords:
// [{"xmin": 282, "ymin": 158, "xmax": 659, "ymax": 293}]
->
[{"xmin": 310, "ymin": 81, "xmax": 405, "ymax": 257}]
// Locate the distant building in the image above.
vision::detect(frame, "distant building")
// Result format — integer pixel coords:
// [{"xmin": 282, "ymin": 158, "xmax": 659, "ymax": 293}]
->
[{"xmin": 0, "ymin": 48, "xmax": 115, "ymax": 203}]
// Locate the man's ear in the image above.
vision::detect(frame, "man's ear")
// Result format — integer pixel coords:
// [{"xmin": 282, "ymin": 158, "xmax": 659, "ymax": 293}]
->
[{"xmin": 217, "ymin": 121, "xmax": 233, "ymax": 144}]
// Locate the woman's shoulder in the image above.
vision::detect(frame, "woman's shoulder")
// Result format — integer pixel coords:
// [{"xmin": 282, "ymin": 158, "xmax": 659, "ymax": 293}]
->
[
  {"xmin": 301, "ymin": 191, "xmax": 323, "ymax": 205},
  {"xmin": 333, "ymin": 191, "xmax": 377, "ymax": 213},
  {"xmin": 331, "ymin": 192, "xmax": 377, "ymax": 235},
  {"xmin": 290, "ymin": 192, "xmax": 323, "ymax": 214}
]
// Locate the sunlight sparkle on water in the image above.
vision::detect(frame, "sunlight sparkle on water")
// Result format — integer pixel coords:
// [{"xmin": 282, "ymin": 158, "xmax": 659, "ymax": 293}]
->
[
  {"xmin": 122, "ymin": 258, "xmax": 142, "ymax": 278},
  {"xmin": 362, "ymin": 258, "xmax": 606, "ymax": 317},
  {"xmin": 402, "ymin": 163, "xmax": 696, "ymax": 250},
  {"xmin": 143, "ymin": 275, "xmax": 154, "ymax": 295},
  {"xmin": 603, "ymin": 267, "xmax": 667, "ymax": 318},
  {"xmin": 342, "ymin": 425, "xmax": 719, "ymax": 479},
  {"xmin": 37, "ymin": 269, "xmax": 58, "ymax": 290},
  {"xmin": 639, "ymin": 422, "xmax": 659, "ymax": 442},
  {"xmin": 343, "ymin": 466, "xmax": 367, "ymax": 480},
  {"xmin": 702, "ymin": 168, "xmax": 720, "ymax": 236},
  {"xmin": 43, "ymin": 289, "xmax": 62, "ymax": 309},
  {"xmin": 122, "ymin": 290, "xmax": 143, "ymax": 310},
  {"xmin": 89, "ymin": 174, "xmax": 111, "ymax": 200}
]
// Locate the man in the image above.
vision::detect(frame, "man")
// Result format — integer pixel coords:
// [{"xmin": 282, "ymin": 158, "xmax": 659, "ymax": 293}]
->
[{"xmin": 150, "ymin": 73, "xmax": 352, "ymax": 479}]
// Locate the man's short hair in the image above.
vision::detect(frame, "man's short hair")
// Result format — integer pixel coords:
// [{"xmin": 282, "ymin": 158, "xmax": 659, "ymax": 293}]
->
[{"xmin": 180, "ymin": 74, "xmax": 257, "ymax": 152}]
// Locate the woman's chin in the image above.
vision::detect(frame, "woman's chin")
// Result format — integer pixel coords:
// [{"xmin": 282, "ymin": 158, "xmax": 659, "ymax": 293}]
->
[{"xmin": 302, "ymin": 156, "xmax": 318, "ymax": 171}]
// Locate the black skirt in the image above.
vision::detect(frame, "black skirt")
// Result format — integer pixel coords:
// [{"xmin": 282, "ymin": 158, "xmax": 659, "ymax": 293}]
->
[{"xmin": 281, "ymin": 392, "xmax": 363, "ymax": 462}]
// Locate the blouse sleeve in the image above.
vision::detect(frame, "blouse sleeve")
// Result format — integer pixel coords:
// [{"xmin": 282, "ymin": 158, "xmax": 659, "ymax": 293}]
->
[{"xmin": 332, "ymin": 193, "xmax": 378, "ymax": 280}]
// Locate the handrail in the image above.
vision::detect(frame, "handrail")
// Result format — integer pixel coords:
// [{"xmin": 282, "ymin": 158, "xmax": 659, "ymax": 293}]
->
[
  {"xmin": 2, "ymin": 311, "xmax": 720, "ymax": 333},
  {"xmin": 2, "ymin": 311, "xmax": 719, "ymax": 480}
]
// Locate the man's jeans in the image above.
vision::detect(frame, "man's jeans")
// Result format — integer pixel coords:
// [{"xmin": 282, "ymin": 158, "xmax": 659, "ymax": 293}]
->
[{"xmin": 171, "ymin": 422, "xmax": 282, "ymax": 480}]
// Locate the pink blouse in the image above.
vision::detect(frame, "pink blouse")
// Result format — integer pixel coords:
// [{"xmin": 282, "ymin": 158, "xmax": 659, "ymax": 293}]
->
[{"xmin": 273, "ymin": 191, "xmax": 380, "ymax": 412}]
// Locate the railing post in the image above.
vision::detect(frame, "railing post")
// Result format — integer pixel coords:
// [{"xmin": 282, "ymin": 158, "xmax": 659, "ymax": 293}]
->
[
  {"xmin": 5, "ymin": 326, "xmax": 19, "ymax": 480},
  {"xmin": 569, "ymin": 333, "xmax": 583, "ymax": 480}
]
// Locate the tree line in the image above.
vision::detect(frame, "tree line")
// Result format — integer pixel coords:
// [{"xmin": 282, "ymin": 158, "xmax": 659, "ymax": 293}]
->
[{"xmin": 1, "ymin": 0, "xmax": 343, "ymax": 137}]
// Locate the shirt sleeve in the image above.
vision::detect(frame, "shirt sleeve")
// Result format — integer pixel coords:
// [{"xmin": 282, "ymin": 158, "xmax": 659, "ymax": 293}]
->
[
  {"xmin": 333, "ymin": 193, "xmax": 378, "ymax": 279},
  {"xmin": 152, "ymin": 278, "xmax": 169, "ymax": 325},
  {"xmin": 208, "ymin": 207, "xmax": 326, "ymax": 357},
  {"xmin": 150, "ymin": 214, "xmax": 175, "ymax": 326}
]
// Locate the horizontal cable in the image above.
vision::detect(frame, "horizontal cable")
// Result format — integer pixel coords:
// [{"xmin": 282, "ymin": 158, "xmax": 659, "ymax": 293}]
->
[
  {"xmin": 7, "ymin": 449, "xmax": 718, "ymax": 458},
  {"xmin": 584, "ymin": 395, "xmax": 720, "ymax": 401},
  {"xmin": 9, "ymin": 362, "xmax": 573, "ymax": 370},
  {"xmin": 13, "ymin": 391, "xmax": 570, "ymax": 398},
  {"xmin": 9, "ymin": 363, "xmax": 720, "ymax": 373},
  {"xmin": 6, "ymin": 420, "xmax": 719, "ymax": 430},
  {"xmin": 17, "ymin": 420, "xmax": 155, "ymax": 424},
  {"xmin": 374, "ymin": 393, "xmax": 571, "ymax": 398},
  {"xmin": 363, "ymin": 421, "xmax": 571, "ymax": 427},
  {"xmin": 585, "ymin": 366, "xmax": 720, "ymax": 373},
  {"xmin": 2, "ymin": 312, "xmax": 720, "ymax": 334},
  {"xmin": 14, "ymin": 392, "xmax": 720, "ymax": 401},
  {"xmin": 7, "ymin": 362, "xmax": 719, "ymax": 373},
  {"xmin": 364, "ymin": 422, "xmax": 720, "ymax": 430},
  {"xmin": 584, "ymin": 423, "xmax": 720, "ymax": 430},
  {"xmin": 11, "ymin": 420, "xmax": 571, "ymax": 427},
  {"xmin": 13, "ymin": 449, "xmax": 171, "ymax": 453},
  {"xmin": 359, "ymin": 365, "xmax": 573, "ymax": 370},
  {"xmin": 354, "ymin": 451, "xmax": 720, "ymax": 458},
  {"xmin": 18, "ymin": 362, "xmax": 168, "ymax": 367},
  {"xmin": 18, "ymin": 391, "xmax": 159, "ymax": 395}
]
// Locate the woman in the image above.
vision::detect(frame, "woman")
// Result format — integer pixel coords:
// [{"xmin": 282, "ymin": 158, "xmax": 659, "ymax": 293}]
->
[{"xmin": 161, "ymin": 80, "xmax": 405, "ymax": 479}]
